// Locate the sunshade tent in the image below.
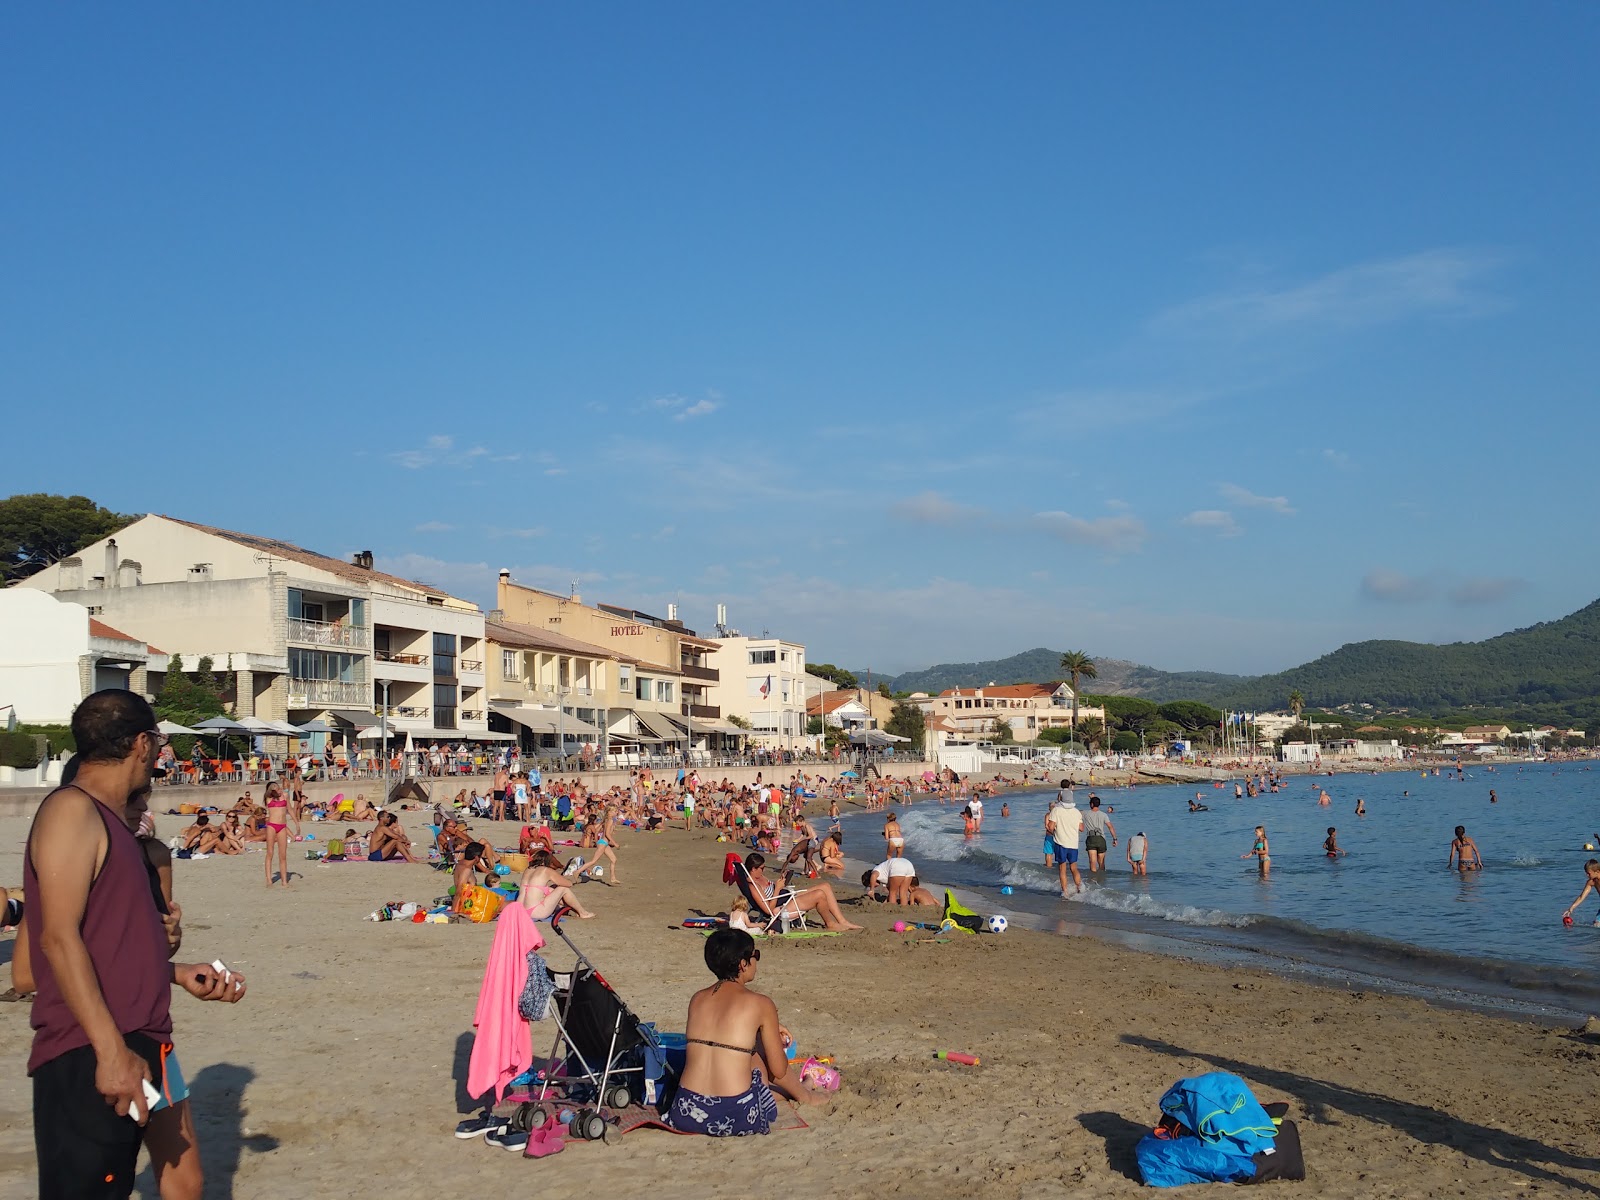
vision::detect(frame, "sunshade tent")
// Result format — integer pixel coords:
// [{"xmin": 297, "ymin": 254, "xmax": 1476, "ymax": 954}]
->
[
  {"xmin": 297, "ymin": 719, "xmax": 336, "ymax": 734},
  {"xmin": 191, "ymin": 715, "xmax": 251, "ymax": 758},
  {"xmin": 156, "ymin": 720, "xmax": 199, "ymax": 736}
]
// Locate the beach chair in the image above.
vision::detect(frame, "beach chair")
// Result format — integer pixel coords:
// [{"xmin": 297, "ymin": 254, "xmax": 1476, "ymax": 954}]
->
[{"xmin": 726, "ymin": 854, "xmax": 810, "ymax": 934}]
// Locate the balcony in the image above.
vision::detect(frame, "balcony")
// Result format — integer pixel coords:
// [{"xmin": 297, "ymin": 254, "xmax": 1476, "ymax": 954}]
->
[
  {"xmin": 288, "ymin": 618, "xmax": 370, "ymax": 650},
  {"xmin": 460, "ymin": 709, "xmax": 484, "ymax": 722},
  {"xmin": 374, "ymin": 649, "xmax": 429, "ymax": 666},
  {"xmin": 460, "ymin": 659, "xmax": 484, "ymax": 673},
  {"xmin": 685, "ymin": 704, "xmax": 720, "ymax": 720},
  {"xmin": 288, "ymin": 678, "xmax": 369, "ymax": 707},
  {"xmin": 377, "ymin": 705, "xmax": 428, "ymax": 719},
  {"xmin": 680, "ymin": 663, "xmax": 720, "ymax": 683}
]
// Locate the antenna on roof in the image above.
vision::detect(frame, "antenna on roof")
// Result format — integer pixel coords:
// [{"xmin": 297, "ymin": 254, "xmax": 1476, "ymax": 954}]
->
[
  {"xmin": 570, "ymin": 579, "xmax": 579, "ymax": 599},
  {"xmin": 253, "ymin": 552, "xmax": 282, "ymax": 574}
]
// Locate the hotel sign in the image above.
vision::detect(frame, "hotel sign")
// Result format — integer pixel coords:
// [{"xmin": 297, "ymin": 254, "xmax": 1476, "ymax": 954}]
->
[{"xmin": 610, "ymin": 625, "xmax": 644, "ymax": 637}]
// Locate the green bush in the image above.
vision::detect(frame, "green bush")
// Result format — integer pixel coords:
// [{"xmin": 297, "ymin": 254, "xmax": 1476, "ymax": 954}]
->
[
  {"xmin": 1110, "ymin": 731, "xmax": 1141, "ymax": 754},
  {"xmin": 0, "ymin": 731, "xmax": 46, "ymax": 769},
  {"xmin": 16, "ymin": 724, "xmax": 74, "ymax": 757}
]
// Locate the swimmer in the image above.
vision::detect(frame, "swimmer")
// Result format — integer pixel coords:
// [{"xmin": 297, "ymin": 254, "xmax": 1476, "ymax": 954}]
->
[
  {"xmin": 1323, "ymin": 827, "xmax": 1346, "ymax": 858},
  {"xmin": 1564, "ymin": 859, "xmax": 1600, "ymax": 925},
  {"xmin": 1447, "ymin": 824, "xmax": 1483, "ymax": 871},
  {"xmin": 1317, "ymin": 790, "xmax": 1331, "ymax": 807},
  {"xmin": 1355, "ymin": 797, "xmax": 1366, "ymax": 816},
  {"xmin": 1000, "ymin": 802, "xmax": 1009, "ymax": 818},
  {"xmin": 1489, "ymin": 789, "xmax": 1497, "ymax": 804},
  {"xmin": 1188, "ymin": 798, "xmax": 1209, "ymax": 812}
]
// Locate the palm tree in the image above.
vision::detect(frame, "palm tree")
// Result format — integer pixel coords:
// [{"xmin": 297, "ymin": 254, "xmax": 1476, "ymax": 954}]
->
[
  {"xmin": 1059, "ymin": 650, "xmax": 1098, "ymax": 733},
  {"xmin": 1288, "ymin": 689, "xmax": 1304, "ymax": 724}
]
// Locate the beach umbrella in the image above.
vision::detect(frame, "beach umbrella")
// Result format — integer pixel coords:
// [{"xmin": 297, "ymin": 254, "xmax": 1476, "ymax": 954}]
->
[
  {"xmin": 157, "ymin": 719, "xmax": 199, "ymax": 736},
  {"xmin": 237, "ymin": 716, "xmax": 280, "ymax": 735},
  {"xmin": 840, "ymin": 770, "xmax": 859, "ymax": 778},
  {"xmin": 297, "ymin": 719, "xmax": 336, "ymax": 734},
  {"xmin": 192, "ymin": 715, "xmax": 249, "ymax": 759},
  {"xmin": 266, "ymin": 720, "xmax": 303, "ymax": 737}
]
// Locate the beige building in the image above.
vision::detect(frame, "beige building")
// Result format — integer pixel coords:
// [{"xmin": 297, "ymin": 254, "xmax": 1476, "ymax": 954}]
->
[
  {"xmin": 806, "ymin": 687, "xmax": 897, "ymax": 732},
  {"xmin": 19, "ymin": 515, "xmax": 490, "ymax": 745},
  {"xmin": 494, "ymin": 575, "xmax": 743, "ymax": 757},
  {"xmin": 915, "ymin": 682, "xmax": 1103, "ymax": 743},
  {"xmin": 704, "ymin": 635, "xmax": 808, "ymax": 748}
]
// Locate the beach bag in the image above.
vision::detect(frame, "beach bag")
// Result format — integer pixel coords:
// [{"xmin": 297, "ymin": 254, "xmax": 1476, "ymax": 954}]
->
[
  {"xmin": 941, "ymin": 890, "xmax": 983, "ymax": 933},
  {"xmin": 325, "ymin": 838, "xmax": 345, "ymax": 858},
  {"xmin": 518, "ymin": 952, "xmax": 555, "ymax": 1020},
  {"xmin": 1135, "ymin": 1072, "xmax": 1280, "ymax": 1187}
]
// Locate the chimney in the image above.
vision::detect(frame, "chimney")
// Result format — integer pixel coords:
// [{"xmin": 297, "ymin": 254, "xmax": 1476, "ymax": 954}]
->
[
  {"xmin": 104, "ymin": 538, "xmax": 118, "ymax": 586},
  {"xmin": 488, "ymin": 608, "xmax": 505, "ymax": 623},
  {"xmin": 117, "ymin": 560, "xmax": 142, "ymax": 588},
  {"xmin": 667, "ymin": 602, "xmax": 678, "ymax": 622},
  {"xmin": 499, "ymin": 569, "xmax": 511, "ymax": 581},
  {"xmin": 352, "ymin": 550, "xmax": 374, "ymax": 571},
  {"xmin": 60, "ymin": 557, "xmax": 84, "ymax": 591}
]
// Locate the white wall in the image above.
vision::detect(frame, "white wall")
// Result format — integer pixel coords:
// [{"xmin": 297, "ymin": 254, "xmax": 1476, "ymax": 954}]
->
[{"xmin": 0, "ymin": 591, "xmax": 90, "ymax": 724}]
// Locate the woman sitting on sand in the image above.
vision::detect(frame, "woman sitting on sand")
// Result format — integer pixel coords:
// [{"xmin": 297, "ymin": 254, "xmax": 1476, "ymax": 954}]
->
[
  {"xmin": 516, "ymin": 851, "xmax": 595, "ymax": 919},
  {"xmin": 661, "ymin": 929, "xmax": 816, "ymax": 1136},
  {"xmin": 818, "ymin": 831, "xmax": 845, "ymax": 877}
]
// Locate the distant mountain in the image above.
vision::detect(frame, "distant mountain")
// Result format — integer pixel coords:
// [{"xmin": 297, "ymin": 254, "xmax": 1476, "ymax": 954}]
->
[
  {"xmin": 864, "ymin": 648, "xmax": 1244, "ymax": 701},
  {"xmin": 1213, "ymin": 598, "xmax": 1600, "ymax": 721}
]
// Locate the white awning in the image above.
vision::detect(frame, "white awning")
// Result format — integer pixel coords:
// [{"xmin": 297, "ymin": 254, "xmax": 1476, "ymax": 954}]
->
[
  {"xmin": 494, "ymin": 706, "xmax": 602, "ymax": 737},
  {"xmin": 634, "ymin": 710, "xmax": 684, "ymax": 741}
]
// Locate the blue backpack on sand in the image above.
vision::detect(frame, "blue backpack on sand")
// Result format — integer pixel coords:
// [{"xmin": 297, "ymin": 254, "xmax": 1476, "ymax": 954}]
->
[{"xmin": 1135, "ymin": 1072, "xmax": 1280, "ymax": 1187}]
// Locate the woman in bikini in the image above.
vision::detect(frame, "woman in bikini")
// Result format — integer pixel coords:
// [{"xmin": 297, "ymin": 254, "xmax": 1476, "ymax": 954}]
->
[
  {"xmin": 883, "ymin": 812, "xmax": 905, "ymax": 859},
  {"xmin": 263, "ymin": 783, "xmax": 297, "ymax": 888},
  {"xmin": 514, "ymin": 851, "xmax": 595, "ymax": 920},
  {"xmin": 574, "ymin": 803, "xmax": 620, "ymax": 885},
  {"xmin": 661, "ymin": 929, "xmax": 803, "ymax": 1136}
]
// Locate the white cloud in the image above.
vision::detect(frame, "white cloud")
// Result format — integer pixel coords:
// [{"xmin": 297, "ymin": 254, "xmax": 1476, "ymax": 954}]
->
[
  {"xmin": 1181, "ymin": 510, "xmax": 1242, "ymax": 538},
  {"xmin": 1218, "ymin": 483, "xmax": 1295, "ymax": 515},
  {"xmin": 1322, "ymin": 448, "xmax": 1354, "ymax": 471},
  {"xmin": 890, "ymin": 491, "xmax": 979, "ymax": 527},
  {"xmin": 1361, "ymin": 568, "xmax": 1435, "ymax": 604},
  {"xmin": 1030, "ymin": 510, "xmax": 1146, "ymax": 550},
  {"xmin": 490, "ymin": 526, "xmax": 546, "ymax": 540},
  {"xmin": 1154, "ymin": 248, "xmax": 1504, "ymax": 340},
  {"xmin": 413, "ymin": 521, "xmax": 454, "ymax": 534},
  {"xmin": 675, "ymin": 399, "xmax": 718, "ymax": 421},
  {"xmin": 389, "ymin": 433, "xmax": 517, "ymax": 471}
]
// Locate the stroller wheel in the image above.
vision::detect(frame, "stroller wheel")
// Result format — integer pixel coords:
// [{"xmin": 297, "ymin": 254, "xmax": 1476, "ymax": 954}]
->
[
  {"xmin": 510, "ymin": 1101, "xmax": 544, "ymax": 1133},
  {"xmin": 606, "ymin": 1084, "xmax": 632, "ymax": 1110},
  {"xmin": 577, "ymin": 1110, "xmax": 607, "ymax": 1141}
]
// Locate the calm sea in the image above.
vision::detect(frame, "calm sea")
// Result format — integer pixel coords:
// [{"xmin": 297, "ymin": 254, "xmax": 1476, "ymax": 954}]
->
[{"xmin": 840, "ymin": 764, "xmax": 1600, "ymax": 1022}]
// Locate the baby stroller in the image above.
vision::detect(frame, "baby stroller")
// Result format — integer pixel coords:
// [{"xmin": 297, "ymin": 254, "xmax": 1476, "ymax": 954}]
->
[{"xmin": 514, "ymin": 911, "xmax": 672, "ymax": 1142}]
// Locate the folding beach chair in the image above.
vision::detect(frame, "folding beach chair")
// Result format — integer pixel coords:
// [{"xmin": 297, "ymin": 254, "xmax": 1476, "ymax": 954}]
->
[{"xmin": 725, "ymin": 854, "xmax": 810, "ymax": 934}]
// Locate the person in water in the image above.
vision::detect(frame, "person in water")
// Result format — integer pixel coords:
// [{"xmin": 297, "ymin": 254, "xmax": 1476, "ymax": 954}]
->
[
  {"xmin": 1241, "ymin": 826, "xmax": 1270, "ymax": 876},
  {"xmin": 1562, "ymin": 859, "xmax": 1600, "ymax": 926},
  {"xmin": 1448, "ymin": 825, "xmax": 1483, "ymax": 871},
  {"xmin": 1188, "ymin": 797, "xmax": 1209, "ymax": 812},
  {"xmin": 1126, "ymin": 831, "xmax": 1148, "ymax": 876},
  {"xmin": 1323, "ymin": 827, "xmax": 1347, "ymax": 858}
]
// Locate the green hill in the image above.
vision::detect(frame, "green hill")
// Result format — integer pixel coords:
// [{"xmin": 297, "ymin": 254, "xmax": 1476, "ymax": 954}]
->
[
  {"xmin": 869, "ymin": 648, "xmax": 1243, "ymax": 700},
  {"xmin": 1212, "ymin": 598, "xmax": 1600, "ymax": 724}
]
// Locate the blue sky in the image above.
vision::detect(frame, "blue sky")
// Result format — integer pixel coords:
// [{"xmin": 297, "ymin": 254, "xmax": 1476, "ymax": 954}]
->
[{"xmin": 4, "ymin": 4, "xmax": 1598, "ymax": 676}]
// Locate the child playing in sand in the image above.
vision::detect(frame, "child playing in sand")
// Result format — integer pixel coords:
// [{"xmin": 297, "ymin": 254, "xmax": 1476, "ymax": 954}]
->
[
  {"xmin": 1127, "ymin": 831, "xmax": 1148, "ymax": 876},
  {"xmin": 727, "ymin": 895, "xmax": 766, "ymax": 936}
]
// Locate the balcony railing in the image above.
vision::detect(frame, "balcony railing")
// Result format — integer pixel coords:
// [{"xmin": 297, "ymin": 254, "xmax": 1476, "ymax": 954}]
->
[
  {"xmin": 288, "ymin": 618, "xmax": 370, "ymax": 649},
  {"xmin": 680, "ymin": 663, "xmax": 720, "ymax": 683},
  {"xmin": 460, "ymin": 659, "xmax": 484, "ymax": 673},
  {"xmin": 374, "ymin": 649, "xmax": 429, "ymax": 665},
  {"xmin": 377, "ymin": 705, "xmax": 428, "ymax": 719},
  {"xmin": 685, "ymin": 704, "xmax": 721, "ymax": 720},
  {"xmin": 460, "ymin": 709, "xmax": 483, "ymax": 721},
  {"xmin": 287, "ymin": 678, "xmax": 369, "ymax": 706}
]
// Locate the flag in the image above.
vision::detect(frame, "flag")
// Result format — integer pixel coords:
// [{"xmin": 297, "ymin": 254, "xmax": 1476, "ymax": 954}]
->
[{"xmin": 760, "ymin": 675, "xmax": 771, "ymax": 698}]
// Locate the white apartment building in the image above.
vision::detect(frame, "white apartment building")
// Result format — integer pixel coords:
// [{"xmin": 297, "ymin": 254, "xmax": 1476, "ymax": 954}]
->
[
  {"xmin": 915, "ymin": 682, "xmax": 1104, "ymax": 743},
  {"xmin": 705, "ymin": 635, "xmax": 808, "ymax": 747},
  {"xmin": 19, "ymin": 515, "xmax": 489, "ymax": 744},
  {"xmin": 0, "ymin": 590, "xmax": 168, "ymax": 724}
]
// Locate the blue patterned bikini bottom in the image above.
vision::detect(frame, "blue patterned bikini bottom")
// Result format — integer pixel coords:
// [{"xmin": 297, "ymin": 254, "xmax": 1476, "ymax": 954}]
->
[{"xmin": 661, "ymin": 1070, "xmax": 778, "ymax": 1136}]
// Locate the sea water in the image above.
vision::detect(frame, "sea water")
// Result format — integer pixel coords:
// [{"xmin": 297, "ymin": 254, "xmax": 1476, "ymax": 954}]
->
[{"xmin": 840, "ymin": 764, "xmax": 1600, "ymax": 1021}]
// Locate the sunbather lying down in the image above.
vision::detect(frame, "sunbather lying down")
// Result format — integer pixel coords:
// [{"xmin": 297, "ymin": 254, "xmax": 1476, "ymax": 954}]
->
[
  {"xmin": 743, "ymin": 853, "xmax": 862, "ymax": 931},
  {"xmin": 662, "ymin": 929, "xmax": 829, "ymax": 1137}
]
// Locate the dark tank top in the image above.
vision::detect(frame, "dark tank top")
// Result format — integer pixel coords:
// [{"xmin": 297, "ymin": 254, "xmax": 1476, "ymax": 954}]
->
[{"xmin": 25, "ymin": 788, "xmax": 172, "ymax": 1073}]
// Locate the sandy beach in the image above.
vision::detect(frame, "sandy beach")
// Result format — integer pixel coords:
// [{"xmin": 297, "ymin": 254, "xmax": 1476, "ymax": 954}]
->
[{"xmin": 2, "ymin": 795, "xmax": 1598, "ymax": 1200}]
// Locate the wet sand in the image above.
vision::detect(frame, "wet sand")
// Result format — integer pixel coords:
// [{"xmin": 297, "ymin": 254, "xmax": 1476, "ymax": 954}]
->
[{"xmin": 1, "ymin": 803, "xmax": 1598, "ymax": 1199}]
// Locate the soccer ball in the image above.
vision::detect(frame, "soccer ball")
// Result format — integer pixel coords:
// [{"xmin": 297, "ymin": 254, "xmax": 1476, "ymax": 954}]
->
[
  {"xmin": 986, "ymin": 914, "xmax": 1008, "ymax": 934},
  {"xmin": 591, "ymin": 866, "xmax": 605, "ymax": 878}
]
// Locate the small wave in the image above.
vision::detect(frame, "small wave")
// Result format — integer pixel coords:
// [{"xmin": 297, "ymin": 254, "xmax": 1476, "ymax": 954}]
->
[
  {"xmin": 1508, "ymin": 854, "xmax": 1545, "ymax": 868},
  {"xmin": 1068, "ymin": 886, "xmax": 1258, "ymax": 929}
]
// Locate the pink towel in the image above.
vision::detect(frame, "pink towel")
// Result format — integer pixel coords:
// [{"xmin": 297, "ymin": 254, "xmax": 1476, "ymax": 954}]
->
[{"xmin": 467, "ymin": 902, "xmax": 546, "ymax": 1102}]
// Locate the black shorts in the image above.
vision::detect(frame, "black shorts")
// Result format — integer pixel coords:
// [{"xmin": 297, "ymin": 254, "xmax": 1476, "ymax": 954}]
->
[
  {"xmin": 33, "ymin": 1031, "xmax": 168, "ymax": 1199},
  {"xmin": 1084, "ymin": 833, "xmax": 1107, "ymax": 853}
]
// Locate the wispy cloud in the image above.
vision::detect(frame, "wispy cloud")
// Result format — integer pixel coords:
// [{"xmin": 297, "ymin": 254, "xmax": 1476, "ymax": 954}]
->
[
  {"xmin": 390, "ymin": 434, "xmax": 503, "ymax": 470},
  {"xmin": 1361, "ymin": 568, "xmax": 1435, "ymax": 604},
  {"xmin": 489, "ymin": 526, "xmax": 546, "ymax": 540},
  {"xmin": 1154, "ymin": 248, "xmax": 1504, "ymax": 340},
  {"xmin": 1450, "ymin": 577, "xmax": 1525, "ymax": 606},
  {"xmin": 413, "ymin": 521, "xmax": 454, "ymax": 534},
  {"xmin": 676, "ymin": 399, "xmax": 718, "ymax": 421},
  {"xmin": 1030, "ymin": 510, "xmax": 1146, "ymax": 550},
  {"xmin": 1181, "ymin": 510, "xmax": 1242, "ymax": 538},
  {"xmin": 648, "ymin": 391, "xmax": 722, "ymax": 421},
  {"xmin": 1218, "ymin": 483, "xmax": 1295, "ymax": 515},
  {"xmin": 891, "ymin": 491, "xmax": 981, "ymax": 527},
  {"xmin": 1322, "ymin": 448, "xmax": 1354, "ymax": 471},
  {"xmin": 1018, "ymin": 388, "xmax": 1206, "ymax": 432}
]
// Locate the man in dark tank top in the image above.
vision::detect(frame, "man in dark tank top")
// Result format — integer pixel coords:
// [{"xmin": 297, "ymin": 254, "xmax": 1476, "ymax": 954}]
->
[{"xmin": 25, "ymin": 690, "xmax": 248, "ymax": 1200}]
